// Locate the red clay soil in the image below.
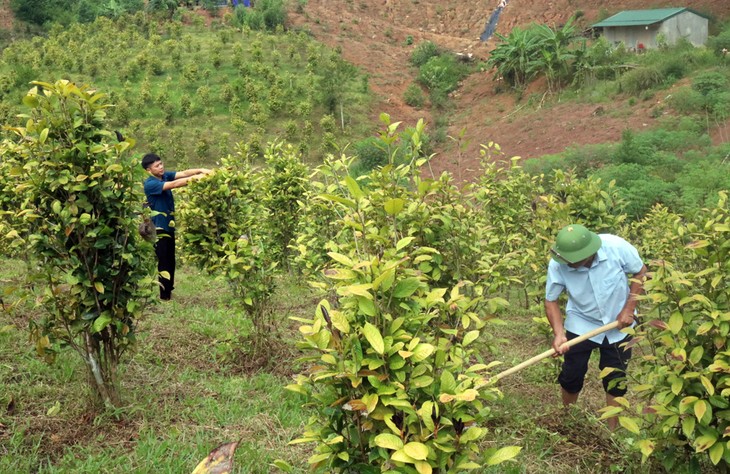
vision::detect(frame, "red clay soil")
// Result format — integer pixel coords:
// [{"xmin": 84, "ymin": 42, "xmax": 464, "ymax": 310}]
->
[
  {"xmin": 0, "ymin": 0, "xmax": 12, "ymax": 30},
  {"xmin": 291, "ymin": 0, "xmax": 730, "ymax": 181}
]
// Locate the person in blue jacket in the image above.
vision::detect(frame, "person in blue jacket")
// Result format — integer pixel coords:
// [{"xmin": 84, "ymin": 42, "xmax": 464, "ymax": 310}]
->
[
  {"xmin": 142, "ymin": 153, "xmax": 212, "ymax": 300},
  {"xmin": 545, "ymin": 224, "xmax": 647, "ymax": 429}
]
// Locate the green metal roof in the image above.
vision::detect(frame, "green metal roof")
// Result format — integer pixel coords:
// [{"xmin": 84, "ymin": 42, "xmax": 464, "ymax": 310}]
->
[{"xmin": 592, "ymin": 8, "xmax": 708, "ymax": 28}]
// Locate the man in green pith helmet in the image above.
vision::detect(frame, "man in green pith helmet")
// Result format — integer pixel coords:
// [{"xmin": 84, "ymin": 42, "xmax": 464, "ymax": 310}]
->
[{"xmin": 544, "ymin": 224, "xmax": 647, "ymax": 430}]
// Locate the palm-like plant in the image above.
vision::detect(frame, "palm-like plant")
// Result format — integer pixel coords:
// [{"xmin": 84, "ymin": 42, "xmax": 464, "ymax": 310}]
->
[{"xmin": 488, "ymin": 16, "xmax": 583, "ymax": 93}]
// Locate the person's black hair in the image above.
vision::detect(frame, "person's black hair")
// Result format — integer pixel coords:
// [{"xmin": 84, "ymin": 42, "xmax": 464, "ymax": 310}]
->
[{"xmin": 141, "ymin": 153, "xmax": 161, "ymax": 170}]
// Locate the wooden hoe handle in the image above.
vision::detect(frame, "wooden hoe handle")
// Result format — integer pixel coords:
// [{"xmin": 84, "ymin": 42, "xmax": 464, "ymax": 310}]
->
[{"xmin": 491, "ymin": 321, "xmax": 621, "ymax": 383}]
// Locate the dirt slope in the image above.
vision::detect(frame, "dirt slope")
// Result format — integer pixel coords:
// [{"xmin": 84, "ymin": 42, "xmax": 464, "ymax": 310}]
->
[{"xmin": 292, "ymin": 0, "xmax": 730, "ymax": 180}]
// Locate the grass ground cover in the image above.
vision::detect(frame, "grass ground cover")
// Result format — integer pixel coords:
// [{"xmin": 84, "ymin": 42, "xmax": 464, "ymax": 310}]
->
[{"xmin": 1, "ymin": 259, "xmax": 642, "ymax": 473}]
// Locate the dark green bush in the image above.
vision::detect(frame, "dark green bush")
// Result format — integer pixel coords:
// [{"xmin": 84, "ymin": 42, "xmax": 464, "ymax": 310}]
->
[
  {"xmin": 409, "ymin": 40, "xmax": 439, "ymax": 67},
  {"xmin": 592, "ymin": 163, "xmax": 680, "ymax": 218},
  {"xmin": 352, "ymin": 137, "xmax": 388, "ymax": 174},
  {"xmin": 692, "ymin": 70, "xmax": 728, "ymax": 96},
  {"xmin": 707, "ymin": 27, "xmax": 730, "ymax": 55},
  {"xmin": 11, "ymin": 0, "xmax": 75, "ymax": 25},
  {"xmin": 234, "ymin": 0, "xmax": 286, "ymax": 31}
]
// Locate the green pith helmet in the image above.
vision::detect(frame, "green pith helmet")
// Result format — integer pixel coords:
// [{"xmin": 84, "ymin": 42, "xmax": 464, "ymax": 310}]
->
[{"xmin": 551, "ymin": 224, "xmax": 602, "ymax": 264}]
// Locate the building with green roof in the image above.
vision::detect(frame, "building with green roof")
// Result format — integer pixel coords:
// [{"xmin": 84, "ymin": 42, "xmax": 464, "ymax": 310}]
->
[{"xmin": 592, "ymin": 8, "xmax": 709, "ymax": 49}]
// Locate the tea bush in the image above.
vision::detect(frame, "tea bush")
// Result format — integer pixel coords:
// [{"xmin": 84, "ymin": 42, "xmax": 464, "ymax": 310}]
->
[
  {"xmin": 284, "ymin": 122, "xmax": 521, "ymax": 473},
  {"xmin": 611, "ymin": 193, "xmax": 730, "ymax": 470},
  {"xmin": 0, "ymin": 81, "xmax": 155, "ymax": 407}
]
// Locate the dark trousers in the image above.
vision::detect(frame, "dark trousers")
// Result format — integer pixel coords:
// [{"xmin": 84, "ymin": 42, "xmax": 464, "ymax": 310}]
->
[
  {"xmin": 155, "ymin": 231, "xmax": 175, "ymax": 300},
  {"xmin": 558, "ymin": 331, "xmax": 632, "ymax": 397}
]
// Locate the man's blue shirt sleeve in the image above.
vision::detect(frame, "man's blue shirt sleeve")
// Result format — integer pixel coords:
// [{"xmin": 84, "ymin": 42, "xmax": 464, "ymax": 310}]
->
[
  {"xmin": 144, "ymin": 178, "xmax": 164, "ymax": 196},
  {"xmin": 545, "ymin": 260, "xmax": 565, "ymax": 302},
  {"xmin": 615, "ymin": 236, "xmax": 644, "ymax": 274}
]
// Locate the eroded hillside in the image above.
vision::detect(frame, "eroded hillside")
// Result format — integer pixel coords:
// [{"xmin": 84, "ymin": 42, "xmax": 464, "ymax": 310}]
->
[{"xmin": 291, "ymin": 0, "xmax": 730, "ymax": 179}]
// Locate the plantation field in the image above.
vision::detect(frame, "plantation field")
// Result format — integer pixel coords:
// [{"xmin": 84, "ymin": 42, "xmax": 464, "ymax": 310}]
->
[
  {"xmin": 0, "ymin": 2, "xmax": 729, "ymax": 473},
  {"xmin": 0, "ymin": 261, "xmax": 631, "ymax": 473}
]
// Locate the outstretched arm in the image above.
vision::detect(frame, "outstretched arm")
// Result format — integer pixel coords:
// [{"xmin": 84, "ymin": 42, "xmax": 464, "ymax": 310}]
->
[
  {"xmin": 161, "ymin": 169, "xmax": 213, "ymax": 191},
  {"xmin": 174, "ymin": 168, "xmax": 212, "ymax": 179},
  {"xmin": 616, "ymin": 264, "xmax": 648, "ymax": 329}
]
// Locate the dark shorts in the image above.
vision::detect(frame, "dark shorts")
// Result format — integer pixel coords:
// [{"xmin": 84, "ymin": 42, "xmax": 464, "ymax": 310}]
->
[{"xmin": 558, "ymin": 331, "xmax": 632, "ymax": 397}]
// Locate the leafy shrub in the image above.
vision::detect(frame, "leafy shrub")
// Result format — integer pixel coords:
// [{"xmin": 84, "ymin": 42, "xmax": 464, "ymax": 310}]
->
[
  {"xmin": 11, "ymin": 0, "xmax": 75, "ymax": 25},
  {"xmin": 417, "ymin": 55, "xmax": 468, "ymax": 94},
  {"xmin": 707, "ymin": 27, "xmax": 730, "ymax": 55},
  {"xmin": 692, "ymin": 70, "xmax": 728, "ymax": 96},
  {"xmin": 0, "ymin": 80, "xmax": 154, "ymax": 407},
  {"xmin": 178, "ymin": 147, "xmax": 278, "ymax": 338},
  {"xmin": 285, "ymin": 122, "xmax": 520, "ymax": 473},
  {"xmin": 592, "ymin": 163, "xmax": 679, "ymax": 218},
  {"xmin": 668, "ymin": 87, "xmax": 706, "ymax": 114},
  {"xmin": 620, "ymin": 65, "xmax": 664, "ymax": 95},
  {"xmin": 403, "ymin": 83, "xmax": 425, "ymax": 108},
  {"xmin": 234, "ymin": 0, "xmax": 286, "ymax": 31},
  {"xmin": 409, "ymin": 40, "xmax": 439, "ymax": 67},
  {"xmin": 260, "ymin": 142, "xmax": 310, "ymax": 263},
  {"xmin": 615, "ymin": 194, "xmax": 730, "ymax": 470},
  {"xmin": 352, "ymin": 136, "xmax": 388, "ymax": 175}
]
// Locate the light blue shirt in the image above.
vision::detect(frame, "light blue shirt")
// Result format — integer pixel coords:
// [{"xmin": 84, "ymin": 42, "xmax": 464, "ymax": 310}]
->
[{"xmin": 545, "ymin": 234, "xmax": 644, "ymax": 344}]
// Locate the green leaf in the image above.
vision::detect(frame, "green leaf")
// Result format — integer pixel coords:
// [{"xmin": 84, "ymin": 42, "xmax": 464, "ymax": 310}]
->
[
  {"xmin": 396, "ymin": 236, "xmax": 415, "ymax": 251},
  {"xmin": 708, "ymin": 442, "xmax": 724, "ymax": 465},
  {"xmin": 689, "ymin": 346, "xmax": 704, "ymax": 365},
  {"xmin": 392, "ymin": 277, "xmax": 421, "ymax": 298},
  {"xmin": 403, "ymin": 442, "xmax": 429, "ymax": 460},
  {"xmin": 462, "ymin": 330, "xmax": 479, "ymax": 346},
  {"xmin": 327, "ymin": 252, "xmax": 354, "ymax": 266},
  {"xmin": 619, "ymin": 417, "xmax": 640, "ymax": 434},
  {"xmin": 372, "ymin": 268, "xmax": 395, "ymax": 291},
  {"xmin": 374, "ymin": 433, "xmax": 404, "ymax": 450},
  {"xmin": 344, "ymin": 176, "xmax": 364, "ymax": 199},
  {"xmin": 411, "ymin": 343, "xmax": 434, "ymax": 363},
  {"xmin": 410, "ymin": 376, "xmax": 434, "ymax": 388},
  {"xmin": 39, "ymin": 128, "xmax": 49, "ymax": 144},
  {"xmin": 271, "ymin": 460, "xmax": 294, "ymax": 473},
  {"xmin": 682, "ymin": 416, "xmax": 696, "ymax": 438},
  {"xmin": 390, "ymin": 448, "xmax": 416, "ymax": 464},
  {"xmin": 307, "ymin": 452, "xmax": 331, "ymax": 464},
  {"xmin": 358, "ymin": 297, "xmax": 377, "ymax": 317},
  {"xmin": 320, "ymin": 193, "xmax": 356, "ymax": 209},
  {"xmin": 284, "ymin": 384, "xmax": 308, "ymax": 396},
  {"xmin": 668, "ymin": 312, "xmax": 683, "ymax": 334},
  {"xmin": 338, "ymin": 283, "xmax": 373, "ymax": 299},
  {"xmin": 459, "ymin": 427, "xmax": 483, "ymax": 442},
  {"xmin": 384, "ymin": 198, "xmax": 406, "ymax": 216},
  {"xmin": 94, "ymin": 281, "xmax": 104, "ymax": 294},
  {"xmin": 700, "ymin": 376, "xmax": 715, "ymax": 396},
  {"xmin": 485, "ymin": 446, "xmax": 522, "ymax": 465},
  {"xmin": 440, "ymin": 370, "xmax": 456, "ymax": 394},
  {"xmin": 363, "ymin": 323, "xmax": 385, "ymax": 355},
  {"xmin": 46, "ymin": 401, "xmax": 61, "ymax": 416},
  {"xmin": 695, "ymin": 434, "xmax": 717, "ymax": 453},
  {"xmin": 330, "ymin": 310, "xmax": 350, "ymax": 334},
  {"xmin": 694, "ymin": 399, "xmax": 708, "ymax": 421},
  {"xmin": 92, "ymin": 314, "xmax": 112, "ymax": 333}
]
